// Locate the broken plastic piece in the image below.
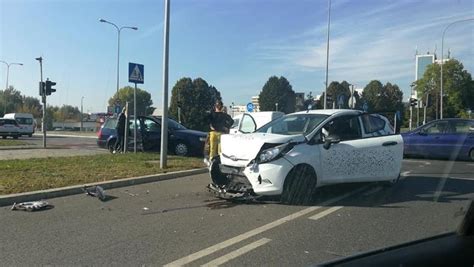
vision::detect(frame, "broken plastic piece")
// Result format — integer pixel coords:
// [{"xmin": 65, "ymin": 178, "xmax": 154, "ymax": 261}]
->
[
  {"xmin": 83, "ymin": 185, "xmax": 106, "ymax": 201},
  {"xmin": 11, "ymin": 200, "xmax": 50, "ymax": 212}
]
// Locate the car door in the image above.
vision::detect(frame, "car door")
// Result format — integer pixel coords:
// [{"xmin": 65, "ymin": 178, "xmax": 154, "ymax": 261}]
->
[
  {"xmin": 319, "ymin": 114, "xmax": 402, "ymax": 184},
  {"xmin": 141, "ymin": 117, "xmax": 162, "ymax": 151},
  {"xmin": 318, "ymin": 115, "xmax": 365, "ymax": 184},
  {"xmin": 416, "ymin": 120, "xmax": 450, "ymax": 158},
  {"xmin": 445, "ymin": 120, "xmax": 474, "ymax": 159}
]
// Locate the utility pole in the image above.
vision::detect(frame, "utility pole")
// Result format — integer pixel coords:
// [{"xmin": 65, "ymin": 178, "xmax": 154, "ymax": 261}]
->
[
  {"xmin": 81, "ymin": 96, "xmax": 84, "ymax": 132},
  {"xmin": 36, "ymin": 57, "xmax": 46, "ymax": 148},
  {"xmin": 323, "ymin": 0, "xmax": 331, "ymax": 110},
  {"xmin": 160, "ymin": 0, "xmax": 170, "ymax": 169}
]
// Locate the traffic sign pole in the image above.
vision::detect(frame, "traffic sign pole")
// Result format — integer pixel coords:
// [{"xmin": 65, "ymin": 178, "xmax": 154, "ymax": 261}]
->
[{"xmin": 134, "ymin": 83, "xmax": 137, "ymax": 153}]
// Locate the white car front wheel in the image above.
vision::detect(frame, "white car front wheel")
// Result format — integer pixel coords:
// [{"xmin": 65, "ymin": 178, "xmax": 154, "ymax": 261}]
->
[{"xmin": 280, "ymin": 164, "xmax": 318, "ymax": 205}]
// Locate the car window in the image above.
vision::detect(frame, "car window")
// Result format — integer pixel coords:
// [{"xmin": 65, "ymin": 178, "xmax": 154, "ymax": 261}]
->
[
  {"xmin": 168, "ymin": 119, "xmax": 186, "ymax": 130},
  {"xmin": 451, "ymin": 121, "xmax": 473, "ymax": 133},
  {"xmin": 323, "ymin": 115, "xmax": 361, "ymax": 141},
  {"xmin": 231, "ymin": 118, "xmax": 240, "ymax": 128},
  {"xmin": 424, "ymin": 121, "xmax": 449, "ymax": 134},
  {"xmin": 16, "ymin": 118, "xmax": 33, "ymax": 125},
  {"xmin": 143, "ymin": 118, "xmax": 161, "ymax": 133},
  {"xmin": 361, "ymin": 114, "xmax": 386, "ymax": 134},
  {"xmin": 257, "ymin": 114, "xmax": 328, "ymax": 136},
  {"xmin": 103, "ymin": 118, "xmax": 117, "ymax": 129},
  {"xmin": 239, "ymin": 114, "xmax": 256, "ymax": 133}
]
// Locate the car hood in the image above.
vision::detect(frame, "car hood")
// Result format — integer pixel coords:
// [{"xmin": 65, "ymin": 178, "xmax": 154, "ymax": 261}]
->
[
  {"xmin": 220, "ymin": 133, "xmax": 305, "ymax": 166},
  {"xmin": 175, "ymin": 129, "xmax": 207, "ymax": 137}
]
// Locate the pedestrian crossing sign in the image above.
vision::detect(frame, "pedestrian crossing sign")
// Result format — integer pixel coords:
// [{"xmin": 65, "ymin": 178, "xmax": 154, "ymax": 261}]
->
[{"xmin": 128, "ymin": 63, "xmax": 144, "ymax": 84}]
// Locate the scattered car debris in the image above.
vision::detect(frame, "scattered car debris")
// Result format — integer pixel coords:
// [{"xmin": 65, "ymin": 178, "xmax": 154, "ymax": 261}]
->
[
  {"xmin": 83, "ymin": 185, "xmax": 106, "ymax": 201},
  {"xmin": 11, "ymin": 200, "xmax": 50, "ymax": 212}
]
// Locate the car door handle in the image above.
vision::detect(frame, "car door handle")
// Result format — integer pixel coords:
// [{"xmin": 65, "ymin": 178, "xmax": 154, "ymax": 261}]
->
[{"xmin": 382, "ymin": 141, "xmax": 398, "ymax": 147}]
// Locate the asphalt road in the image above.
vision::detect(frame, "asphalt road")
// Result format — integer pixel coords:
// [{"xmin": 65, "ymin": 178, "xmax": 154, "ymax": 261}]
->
[
  {"xmin": 0, "ymin": 134, "xmax": 106, "ymax": 160},
  {"xmin": 1, "ymin": 159, "xmax": 473, "ymax": 266}
]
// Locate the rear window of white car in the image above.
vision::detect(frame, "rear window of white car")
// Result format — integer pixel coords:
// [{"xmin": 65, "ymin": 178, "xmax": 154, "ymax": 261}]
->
[
  {"xmin": 16, "ymin": 118, "xmax": 34, "ymax": 125},
  {"xmin": 362, "ymin": 114, "xmax": 386, "ymax": 134}
]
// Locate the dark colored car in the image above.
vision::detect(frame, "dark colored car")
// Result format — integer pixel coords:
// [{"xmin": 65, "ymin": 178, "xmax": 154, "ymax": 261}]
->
[
  {"xmin": 97, "ymin": 115, "xmax": 207, "ymax": 156},
  {"xmin": 401, "ymin": 118, "xmax": 474, "ymax": 161}
]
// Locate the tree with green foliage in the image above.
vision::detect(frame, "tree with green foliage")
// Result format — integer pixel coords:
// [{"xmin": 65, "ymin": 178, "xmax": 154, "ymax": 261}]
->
[
  {"xmin": 414, "ymin": 59, "xmax": 474, "ymax": 119},
  {"xmin": 326, "ymin": 81, "xmax": 351, "ymax": 109},
  {"xmin": 53, "ymin": 105, "xmax": 81, "ymax": 122},
  {"xmin": 0, "ymin": 86, "xmax": 23, "ymax": 116},
  {"xmin": 360, "ymin": 80, "xmax": 403, "ymax": 113},
  {"xmin": 108, "ymin": 86, "xmax": 154, "ymax": 116},
  {"xmin": 259, "ymin": 76, "xmax": 296, "ymax": 114},
  {"xmin": 169, "ymin": 77, "xmax": 222, "ymax": 131},
  {"xmin": 18, "ymin": 96, "xmax": 42, "ymax": 118}
]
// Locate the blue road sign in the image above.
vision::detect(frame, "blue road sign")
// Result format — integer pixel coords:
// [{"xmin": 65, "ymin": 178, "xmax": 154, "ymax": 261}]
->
[
  {"xmin": 114, "ymin": 105, "xmax": 121, "ymax": 114},
  {"xmin": 363, "ymin": 102, "xmax": 368, "ymax": 112},
  {"xmin": 246, "ymin": 103, "xmax": 254, "ymax": 112},
  {"xmin": 337, "ymin": 95, "xmax": 345, "ymax": 108},
  {"xmin": 129, "ymin": 63, "xmax": 144, "ymax": 84},
  {"xmin": 396, "ymin": 110, "xmax": 401, "ymax": 120}
]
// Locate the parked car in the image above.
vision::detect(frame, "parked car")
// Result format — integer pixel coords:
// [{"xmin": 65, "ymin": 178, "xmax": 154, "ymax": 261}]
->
[
  {"xmin": 0, "ymin": 118, "xmax": 21, "ymax": 139},
  {"xmin": 230, "ymin": 111, "xmax": 284, "ymax": 134},
  {"xmin": 402, "ymin": 118, "xmax": 474, "ymax": 161},
  {"xmin": 3, "ymin": 113, "xmax": 36, "ymax": 137},
  {"xmin": 209, "ymin": 109, "xmax": 402, "ymax": 204},
  {"xmin": 97, "ymin": 116, "xmax": 207, "ymax": 156}
]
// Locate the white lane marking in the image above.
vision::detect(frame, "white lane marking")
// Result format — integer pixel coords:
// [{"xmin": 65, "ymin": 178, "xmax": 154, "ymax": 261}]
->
[
  {"xmin": 164, "ymin": 185, "xmax": 370, "ymax": 267},
  {"xmin": 308, "ymin": 206, "xmax": 343, "ymax": 220},
  {"xmin": 449, "ymin": 176, "xmax": 474, "ymax": 181},
  {"xmin": 403, "ymin": 159, "xmax": 430, "ymax": 164},
  {"xmin": 400, "ymin": 171, "xmax": 412, "ymax": 177},
  {"xmin": 200, "ymin": 238, "xmax": 271, "ymax": 267},
  {"xmin": 362, "ymin": 186, "xmax": 384, "ymax": 196}
]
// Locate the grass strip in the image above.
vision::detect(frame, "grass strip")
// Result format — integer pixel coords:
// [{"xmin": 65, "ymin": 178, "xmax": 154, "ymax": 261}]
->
[{"xmin": 0, "ymin": 153, "xmax": 204, "ymax": 195}]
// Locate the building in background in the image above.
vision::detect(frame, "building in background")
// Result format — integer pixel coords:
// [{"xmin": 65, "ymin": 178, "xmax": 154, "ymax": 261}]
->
[{"xmin": 251, "ymin": 96, "xmax": 260, "ymax": 112}]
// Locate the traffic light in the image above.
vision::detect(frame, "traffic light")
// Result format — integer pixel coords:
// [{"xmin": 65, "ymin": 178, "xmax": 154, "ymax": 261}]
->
[
  {"xmin": 39, "ymin": 81, "xmax": 45, "ymax": 96},
  {"xmin": 410, "ymin": 98, "xmax": 418, "ymax": 107},
  {"xmin": 45, "ymin": 79, "xmax": 57, "ymax": 95}
]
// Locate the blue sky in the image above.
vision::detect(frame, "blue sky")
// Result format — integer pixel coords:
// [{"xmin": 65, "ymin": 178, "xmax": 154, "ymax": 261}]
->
[{"xmin": 1, "ymin": 0, "xmax": 473, "ymax": 113}]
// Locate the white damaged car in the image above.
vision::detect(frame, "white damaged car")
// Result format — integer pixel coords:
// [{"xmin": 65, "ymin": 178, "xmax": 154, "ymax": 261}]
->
[{"xmin": 209, "ymin": 109, "xmax": 403, "ymax": 204}]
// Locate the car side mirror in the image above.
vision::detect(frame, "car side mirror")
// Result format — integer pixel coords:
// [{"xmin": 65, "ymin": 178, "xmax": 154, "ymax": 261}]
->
[{"xmin": 323, "ymin": 135, "xmax": 341, "ymax": 150}]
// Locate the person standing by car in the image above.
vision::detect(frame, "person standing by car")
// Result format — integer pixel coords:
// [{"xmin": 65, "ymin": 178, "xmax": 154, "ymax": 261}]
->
[
  {"xmin": 114, "ymin": 107, "xmax": 127, "ymax": 153},
  {"xmin": 206, "ymin": 100, "xmax": 233, "ymax": 164}
]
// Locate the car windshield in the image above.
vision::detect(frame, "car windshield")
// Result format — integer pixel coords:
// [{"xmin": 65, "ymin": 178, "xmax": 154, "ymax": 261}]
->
[
  {"xmin": 257, "ymin": 114, "xmax": 328, "ymax": 136},
  {"xmin": 168, "ymin": 119, "xmax": 186, "ymax": 130},
  {"xmin": 16, "ymin": 118, "xmax": 33, "ymax": 125}
]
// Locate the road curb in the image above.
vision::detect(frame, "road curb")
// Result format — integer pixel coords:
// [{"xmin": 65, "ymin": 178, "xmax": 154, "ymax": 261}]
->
[
  {"xmin": 0, "ymin": 168, "xmax": 208, "ymax": 207},
  {"xmin": 0, "ymin": 145, "xmax": 42, "ymax": 151}
]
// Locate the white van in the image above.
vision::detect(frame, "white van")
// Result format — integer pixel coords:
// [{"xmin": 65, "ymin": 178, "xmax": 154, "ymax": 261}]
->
[
  {"xmin": 3, "ymin": 113, "xmax": 36, "ymax": 137},
  {"xmin": 230, "ymin": 111, "xmax": 284, "ymax": 134}
]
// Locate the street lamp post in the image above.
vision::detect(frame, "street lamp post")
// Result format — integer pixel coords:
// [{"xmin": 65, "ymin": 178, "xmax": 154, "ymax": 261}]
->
[
  {"xmin": 0, "ymin": 60, "xmax": 23, "ymax": 115},
  {"xmin": 81, "ymin": 96, "xmax": 84, "ymax": 132},
  {"xmin": 440, "ymin": 18, "xmax": 474, "ymax": 119},
  {"xmin": 99, "ymin": 19, "xmax": 138, "ymax": 94},
  {"xmin": 323, "ymin": 0, "xmax": 331, "ymax": 110}
]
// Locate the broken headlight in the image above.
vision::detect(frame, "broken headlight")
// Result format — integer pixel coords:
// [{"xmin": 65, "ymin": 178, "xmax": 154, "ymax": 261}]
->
[{"xmin": 257, "ymin": 142, "xmax": 294, "ymax": 164}]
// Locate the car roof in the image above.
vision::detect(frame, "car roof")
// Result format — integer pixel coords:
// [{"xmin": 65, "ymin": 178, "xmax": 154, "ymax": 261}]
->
[{"xmin": 292, "ymin": 109, "xmax": 363, "ymax": 116}]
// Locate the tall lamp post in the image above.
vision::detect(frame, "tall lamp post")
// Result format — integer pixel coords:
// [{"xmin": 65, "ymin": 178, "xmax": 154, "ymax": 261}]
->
[
  {"xmin": 440, "ymin": 18, "xmax": 474, "ymax": 119},
  {"xmin": 80, "ymin": 96, "xmax": 84, "ymax": 132},
  {"xmin": 0, "ymin": 60, "xmax": 23, "ymax": 115},
  {"xmin": 323, "ymin": 0, "xmax": 332, "ymax": 110},
  {"xmin": 99, "ymin": 19, "xmax": 138, "ymax": 94}
]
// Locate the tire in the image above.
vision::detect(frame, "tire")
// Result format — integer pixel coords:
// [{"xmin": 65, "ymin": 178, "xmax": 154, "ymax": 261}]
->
[
  {"xmin": 174, "ymin": 142, "xmax": 189, "ymax": 157},
  {"xmin": 107, "ymin": 139, "xmax": 119, "ymax": 154},
  {"xmin": 28, "ymin": 134, "xmax": 32, "ymax": 137},
  {"xmin": 280, "ymin": 164, "xmax": 318, "ymax": 205},
  {"xmin": 382, "ymin": 173, "xmax": 401, "ymax": 187},
  {"xmin": 2, "ymin": 136, "xmax": 6, "ymax": 139},
  {"xmin": 13, "ymin": 135, "xmax": 19, "ymax": 139},
  {"xmin": 470, "ymin": 149, "xmax": 474, "ymax": 161}
]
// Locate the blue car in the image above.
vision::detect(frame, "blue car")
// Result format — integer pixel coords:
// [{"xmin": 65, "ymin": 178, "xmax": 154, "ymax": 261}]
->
[
  {"xmin": 401, "ymin": 118, "xmax": 474, "ymax": 161},
  {"xmin": 97, "ymin": 116, "xmax": 207, "ymax": 156}
]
